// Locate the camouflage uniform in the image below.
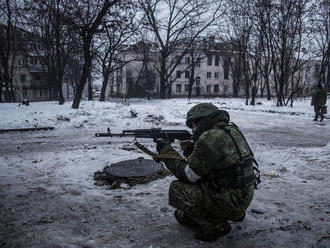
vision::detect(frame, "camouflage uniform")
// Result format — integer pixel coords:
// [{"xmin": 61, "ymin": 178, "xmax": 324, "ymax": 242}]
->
[
  {"xmin": 311, "ymin": 85, "xmax": 327, "ymax": 121},
  {"xmin": 157, "ymin": 103, "xmax": 259, "ymax": 241}
]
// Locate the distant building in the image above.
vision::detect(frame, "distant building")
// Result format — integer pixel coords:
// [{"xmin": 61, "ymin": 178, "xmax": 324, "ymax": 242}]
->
[
  {"xmin": 111, "ymin": 38, "xmax": 320, "ymax": 98},
  {"xmin": 0, "ymin": 25, "xmax": 83, "ymax": 102},
  {"xmin": 107, "ymin": 40, "xmax": 159, "ymax": 98},
  {"xmin": 0, "ymin": 25, "xmax": 52, "ymax": 102}
]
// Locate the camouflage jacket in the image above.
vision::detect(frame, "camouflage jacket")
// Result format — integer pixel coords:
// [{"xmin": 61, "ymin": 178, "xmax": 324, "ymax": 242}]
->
[
  {"xmin": 311, "ymin": 87, "xmax": 327, "ymax": 106},
  {"xmin": 159, "ymin": 110, "xmax": 255, "ymax": 214}
]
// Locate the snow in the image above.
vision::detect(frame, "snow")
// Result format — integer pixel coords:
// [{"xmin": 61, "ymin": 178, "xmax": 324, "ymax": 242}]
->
[{"xmin": 0, "ymin": 97, "xmax": 330, "ymax": 248}]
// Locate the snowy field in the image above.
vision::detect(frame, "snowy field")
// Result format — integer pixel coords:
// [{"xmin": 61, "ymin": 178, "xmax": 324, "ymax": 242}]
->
[{"xmin": 0, "ymin": 97, "xmax": 330, "ymax": 248}]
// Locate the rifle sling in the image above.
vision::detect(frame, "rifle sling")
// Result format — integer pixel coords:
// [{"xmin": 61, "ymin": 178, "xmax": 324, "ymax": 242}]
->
[{"xmin": 134, "ymin": 141, "xmax": 186, "ymax": 161}]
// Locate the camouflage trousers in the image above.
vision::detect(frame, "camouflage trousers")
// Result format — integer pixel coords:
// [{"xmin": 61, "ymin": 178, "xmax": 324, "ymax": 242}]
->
[
  {"xmin": 169, "ymin": 180, "xmax": 251, "ymax": 227},
  {"xmin": 314, "ymin": 106, "xmax": 325, "ymax": 119}
]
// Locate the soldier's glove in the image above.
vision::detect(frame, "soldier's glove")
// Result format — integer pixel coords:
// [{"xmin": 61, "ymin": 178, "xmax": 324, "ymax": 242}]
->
[
  {"xmin": 180, "ymin": 140, "xmax": 194, "ymax": 157},
  {"xmin": 155, "ymin": 138, "xmax": 171, "ymax": 153}
]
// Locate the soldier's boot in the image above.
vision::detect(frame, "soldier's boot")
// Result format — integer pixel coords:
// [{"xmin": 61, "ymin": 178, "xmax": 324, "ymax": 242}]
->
[
  {"xmin": 320, "ymin": 115, "xmax": 324, "ymax": 122},
  {"xmin": 194, "ymin": 221, "xmax": 232, "ymax": 242},
  {"xmin": 313, "ymin": 115, "xmax": 318, "ymax": 121},
  {"xmin": 174, "ymin": 210, "xmax": 197, "ymax": 227}
]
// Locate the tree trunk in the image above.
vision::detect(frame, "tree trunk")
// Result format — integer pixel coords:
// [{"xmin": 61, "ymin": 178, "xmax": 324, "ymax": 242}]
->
[
  {"xmin": 72, "ymin": 39, "xmax": 92, "ymax": 109},
  {"xmin": 58, "ymin": 84, "xmax": 65, "ymax": 104},
  {"xmin": 188, "ymin": 65, "xmax": 195, "ymax": 100},
  {"xmin": 327, "ymin": 63, "xmax": 330, "ymax": 92},
  {"xmin": 250, "ymin": 86, "xmax": 257, "ymax": 105},
  {"xmin": 0, "ymin": 79, "xmax": 3, "ymax": 103},
  {"xmin": 266, "ymin": 77, "xmax": 271, "ymax": 100},
  {"xmin": 233, "ymin": 77, "xmax": 239, "ymax": 97},
  {"xmin": 100, "ymin": 73, "xmax": 109, "ymax": 102},
  {"xmin": 88, "ymin": 74, "xmax": 93, "ymax": 100},
  {"xmin": 72, "ymin": 52, "xmax": 92, "ymax": 108},
  {"xmin": 159, "ymin": 58, "xmax": 166, "ymax": 99}
]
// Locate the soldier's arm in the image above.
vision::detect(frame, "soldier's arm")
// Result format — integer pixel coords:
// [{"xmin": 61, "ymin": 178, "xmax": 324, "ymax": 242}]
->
[
  {"xmin": 158, "ymin": 131, "xmax": 223, "ymax": 183},
  {"xmin": 158, "ymin": 145, "xmax": 191, "ymax": 182}
]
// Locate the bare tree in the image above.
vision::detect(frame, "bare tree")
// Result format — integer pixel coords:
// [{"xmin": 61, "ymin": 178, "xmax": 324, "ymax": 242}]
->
[
  {"xmin": 228, "ymin": 0, "xmax": 313, "ymax": 106},
  {"xmin": 310, "ymin": 0, "xmax": 330, "ymax": 92},
  {"xmin": 23, "ymin": 0, "xmax": 80, "ymax": 105},
  {"xmin": 265, "ymin": 0, "xmax": 312, "ymax": 106},
  {"xmin": 187, "ymin": 39, "xmax": 204, "ymax": 100},
  {"xmin": 95, "ymin": 5, "xmax": 139, "ymax": 101},
  {"xmin": 125, "ymin": 37, "xmax": 158, "ymax": 98},
  {"xmin": 139, "ymin": 0, "xmax": 225, "ymax": 99},
  {"xmin": 61, "ymin": 0, "xmax": 121, "ymax": 109},
  {"xmin": 0, "ymin": 0, "xmax": 21, "ymax": 102},
  {"xmin": 254, "ymin": 0, "xmax": 273, "ymax": 100},
  {"xmin": 225, "ymin": 0, "xmax": 256, "ymax": 105}
]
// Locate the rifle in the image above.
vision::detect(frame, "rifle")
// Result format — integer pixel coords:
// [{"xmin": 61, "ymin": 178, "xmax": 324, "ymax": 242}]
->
[{"xmin": 95, "ymin": 128, "xmax": 192, "ymax": 161}]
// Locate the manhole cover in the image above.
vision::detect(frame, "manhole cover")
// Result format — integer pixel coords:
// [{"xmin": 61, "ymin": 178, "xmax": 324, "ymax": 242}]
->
[
  {"xmin": 94, "ymin": 158, "xmax": 171, "ymax": 189},
  {"xmin": 106, "ymin": 158, "xmax": 163, "ymax": 177}
]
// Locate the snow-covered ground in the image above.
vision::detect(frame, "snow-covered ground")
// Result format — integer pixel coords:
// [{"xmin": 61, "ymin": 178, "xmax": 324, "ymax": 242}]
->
[{"xmin": 0, "ymin": 97, "xmax": 329, "ymax": 248}]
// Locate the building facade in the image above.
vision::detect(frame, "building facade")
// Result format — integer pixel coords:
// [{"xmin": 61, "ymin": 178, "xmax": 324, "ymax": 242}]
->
[
  {"xmin": 111, "ymin": 39, "xmax": 321, "ymax": 99},
  {"xmin": 0, "ymin": 25, "xmax": 53, "ymax": 102}
]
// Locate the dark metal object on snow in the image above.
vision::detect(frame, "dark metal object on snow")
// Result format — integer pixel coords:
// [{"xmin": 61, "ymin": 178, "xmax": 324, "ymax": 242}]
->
[
  {"xmin": 106, "ymin": 157, "xmax": 163, "ymax": 177},
  {"xmin": 94, "ymin": 158, "xmax": 171, "ymax": 189},
  {"xmin": 0, "ymin": 127, "xmax": 55, "ymax": 133}
]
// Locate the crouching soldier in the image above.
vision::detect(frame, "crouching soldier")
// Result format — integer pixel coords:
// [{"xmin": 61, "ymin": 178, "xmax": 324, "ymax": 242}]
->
[{"xmin": 155, "ymin": 103, "xmax": 260, "ymax": 242}]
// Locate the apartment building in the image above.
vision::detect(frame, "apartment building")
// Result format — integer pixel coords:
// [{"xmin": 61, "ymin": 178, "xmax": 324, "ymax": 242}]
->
[
  {"xmin": 110, "ymin": 38, "xmax": 321, "ymax": 99},
  {"xmin": 0, "ymin": 25, "xmax": 52, "ymax": 102}
]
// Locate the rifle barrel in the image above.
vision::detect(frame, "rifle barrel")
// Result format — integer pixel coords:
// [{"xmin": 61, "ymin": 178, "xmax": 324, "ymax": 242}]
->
[{"xmin": 95, "ymin": 133, "xmax": 132, "ymax": 137}]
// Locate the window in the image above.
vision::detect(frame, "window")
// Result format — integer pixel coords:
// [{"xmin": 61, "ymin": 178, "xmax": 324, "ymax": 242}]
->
[
  {"xmin": 39, "ymin": 90, "xmax": 42, "ymax": 97},
  {"xmin": 214, "ymin": 72, "xmax": 219, "ymax": 78},
  {"xmin": 176, "ymin": 71, "xmax": 182, "ymax": 78},
  {"xmin": 196, "ymin": 58, "xmax": 201, "ymax": 67},
  {"xmin": 207, "ymin": 72, "xmax": 212, "ymax": 78},
  {"xmin": 184, "ymin": 84, "xmax": 189, "ymax": 91},
  {"xmin": 207, "ymin": 55, "xmax": 212, "ymax": 66},
  {"xmin": 176, "ymin": 84, "xmax": 182, "ymax": 93},
  {"xmin": 176, "ymin": 56, "xmax": 181, "ymax": 64},
  {"xmin": 185, "ymin": 71, "xmax": 190, "ymax": 78},
  {"xmin": 214, "ymin": 84, "xmax": 219, "ymax": 93},
  {"xmin": 185, "ymin": 57, "xmax": 190, "ymax": 64},
  {"xmin": 195, "ymin": 77, "xmax": 200, "ymax": 86},
  {"xmin": 215, "ymin": 55, "xmax": 220, "ymax": 66},
  {"xmin": 207, "ymin": 85, "xmax": 211, "ymax": 92}
]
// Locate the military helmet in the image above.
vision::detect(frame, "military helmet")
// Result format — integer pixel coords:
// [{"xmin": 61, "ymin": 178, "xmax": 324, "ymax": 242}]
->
[{"xmin": 186, "ymin": 103, "xmax": 219, "ymax": 128}]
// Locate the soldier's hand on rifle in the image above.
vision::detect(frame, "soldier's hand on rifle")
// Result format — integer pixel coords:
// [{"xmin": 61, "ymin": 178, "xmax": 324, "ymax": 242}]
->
[{"xmin": 180, "ymin": 140, "xmax": 194, "ymax": 157}]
